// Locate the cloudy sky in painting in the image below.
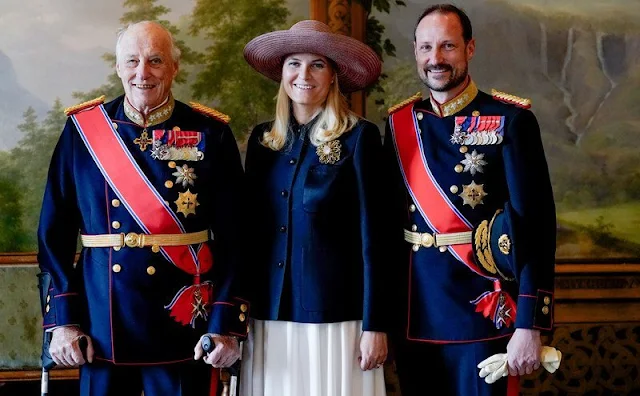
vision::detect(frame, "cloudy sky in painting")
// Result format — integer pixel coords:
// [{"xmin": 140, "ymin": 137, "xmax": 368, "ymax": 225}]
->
[{"xmin": 0, "ymin": 0, "xmax": 196, "ymax": 106}]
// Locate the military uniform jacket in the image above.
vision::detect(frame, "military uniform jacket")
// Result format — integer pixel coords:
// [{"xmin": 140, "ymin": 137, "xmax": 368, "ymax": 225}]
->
[
  {"xmin": 37, "ymin": 95, "xmax": 247, "ymax": 364},
  {"xmin": 244, "ymin": 117, "xmax": 388, "ymax": 331},
  {"xmin": 384, "ymin": 80, "xmax": 556, "ymax": 343}
]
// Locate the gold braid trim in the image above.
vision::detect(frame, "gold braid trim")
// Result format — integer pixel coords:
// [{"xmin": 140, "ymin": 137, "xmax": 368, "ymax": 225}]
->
[
  {"xmin": 387, "ymin": 92, "xmax": 423, "ymax": 115},
  {"xmin": 189, "ymin": 102, "xmax": 231, "ymax": 124},
  {"xmin": 491, "ymin": 89, "xmax": 532, "ymax": 109},
  {"xmin": 474, "ymin": 220, "xmax": 498, "ymax": 275},
  {"xmin": 64, "ymin": 95, "xmax": 106, "ymax": 116}
]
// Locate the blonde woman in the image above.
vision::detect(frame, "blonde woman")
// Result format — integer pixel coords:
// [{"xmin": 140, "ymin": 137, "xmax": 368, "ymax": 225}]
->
[{"xmin": 241, "ymin": 20, "xmax": 388, "ymax": 396}]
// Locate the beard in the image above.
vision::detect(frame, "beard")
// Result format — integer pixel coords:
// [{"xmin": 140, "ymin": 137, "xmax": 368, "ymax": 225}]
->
[{"xmin": 420, "ymin": 62, "xmax": 468, "ymax": 93}]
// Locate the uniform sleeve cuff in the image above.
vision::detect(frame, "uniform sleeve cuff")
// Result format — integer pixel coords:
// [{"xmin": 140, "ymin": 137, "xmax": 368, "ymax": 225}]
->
[
  {"xmin": 208, "ymin": 297, "xmax": 250, "ymax": 339},
  {"xmin": 44, "ymin": 292, "xmax": 81, "ymax": 328},
  {"xmin": 515, "ymin": 289, "xmax": 553, "ymax": 330}
]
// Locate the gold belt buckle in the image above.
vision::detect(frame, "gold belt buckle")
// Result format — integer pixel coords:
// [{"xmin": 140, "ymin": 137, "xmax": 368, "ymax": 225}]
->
[
  {"xmin": 421, "ymin": 233, "xmax": 435, "ymax": 248},
  {"xmin": 124, "ymin": 232, "xmax": 144, "ymax": 248}
]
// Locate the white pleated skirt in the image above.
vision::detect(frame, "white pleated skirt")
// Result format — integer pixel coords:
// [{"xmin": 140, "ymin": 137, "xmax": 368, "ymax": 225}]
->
[{"xmin": 240, "ymin": 319, "xmax": 387, "ymax": 396}]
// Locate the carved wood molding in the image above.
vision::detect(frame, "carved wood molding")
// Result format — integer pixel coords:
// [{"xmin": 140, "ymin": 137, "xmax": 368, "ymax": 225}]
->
[
  {"xmin": 0, "ymin": 368, "xmax": 78, "ymax": 382},
  {"xmin": 522, "ymin": 324, "xmax": 640, "ymax": 395},
  {"xmin": 328, "ymin": 0, "xmax": 350, "ymax": 35}
]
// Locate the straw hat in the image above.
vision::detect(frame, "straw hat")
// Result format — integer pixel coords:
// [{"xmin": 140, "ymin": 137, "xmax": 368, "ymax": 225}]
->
[{"xmin": 243, "ymin": 20, "xmax": 382, "ymax": 93}]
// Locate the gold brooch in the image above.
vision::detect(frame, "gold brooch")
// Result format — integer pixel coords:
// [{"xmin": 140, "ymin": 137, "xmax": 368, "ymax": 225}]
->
[{"xmin": 316, "ymin": 140, "xmax": 342, "ymax": 164}]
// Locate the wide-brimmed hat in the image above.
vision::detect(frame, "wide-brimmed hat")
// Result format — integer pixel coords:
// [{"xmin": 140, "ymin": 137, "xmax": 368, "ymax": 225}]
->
[{"xmin": 243, "ymin": 20, "xmax": 382, "ymax": 93}]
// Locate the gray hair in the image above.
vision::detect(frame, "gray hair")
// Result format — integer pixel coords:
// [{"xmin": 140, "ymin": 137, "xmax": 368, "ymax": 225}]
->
[{"xmin": 115, "ymin": 21, "xmax": 182, "ymax": 63}]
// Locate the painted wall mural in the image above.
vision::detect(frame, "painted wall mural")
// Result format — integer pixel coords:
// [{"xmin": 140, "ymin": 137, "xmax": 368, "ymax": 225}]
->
[{"xmin": 0, "ymin": 0, "xmax": 638, "ymax": 262}]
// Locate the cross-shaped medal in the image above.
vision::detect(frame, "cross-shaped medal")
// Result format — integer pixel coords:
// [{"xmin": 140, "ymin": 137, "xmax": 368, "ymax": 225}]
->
[{"xmin": 134, "ymin": 130, "xmax": 153, "ymax": 151}]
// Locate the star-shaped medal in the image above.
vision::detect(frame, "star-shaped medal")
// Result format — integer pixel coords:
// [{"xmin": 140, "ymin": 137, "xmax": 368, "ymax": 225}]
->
[
  {"xmin": 459, "ymin": 181, "xmax": 487, "ymax": 209},
  {"xmin": 191, "ymin": 294, "xmax": 209, "ymax": 321},
  {"xmin": 174, "ymin": 189, "xmax": 200, "ymax": 217},
  {"xmin": 172, "ymin": 164, "xmax": 197, "ymax": 188},
  {"xmin": 450, "ymin": 130, "xmax": 467, "ymax": 145},
  {"xmin": 460, "ymin": 150, "xmax": 488, "ymax": 175}
]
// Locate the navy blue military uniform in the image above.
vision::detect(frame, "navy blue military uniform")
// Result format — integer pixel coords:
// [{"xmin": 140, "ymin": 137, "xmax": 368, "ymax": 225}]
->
[
  {"xmin": 384, "ymin": 80, "xmax": 556, "ymax": 396},
  {"xmin": 244, "ymin": 117, "xmax": 388, "ymax": 330},
  {"xmin": 37, "ymin": 94, "xmax": 247, "ymax": 395}
]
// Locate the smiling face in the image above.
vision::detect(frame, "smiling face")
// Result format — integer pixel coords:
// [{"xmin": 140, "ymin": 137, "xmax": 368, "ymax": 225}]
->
[
  {"xmin": 116, "ymin": 22, "xmax": 179, "ymax": 115},
  {"xmin": 281, "ymin": 53, "xmax": 334, "ymax": 117},
  {"xmin": 414, "ymin": 12, "xmax": 475, "ymax": 102}
]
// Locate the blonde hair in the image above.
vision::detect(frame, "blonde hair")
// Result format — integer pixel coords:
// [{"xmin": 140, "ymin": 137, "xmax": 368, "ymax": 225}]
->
[{"xmin": 261, "ymin": 77, "xmax": 359, "ymax": 151}]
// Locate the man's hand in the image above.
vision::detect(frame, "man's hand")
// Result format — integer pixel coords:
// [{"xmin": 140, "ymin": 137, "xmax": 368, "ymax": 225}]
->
[
  {"xmin": 194, "ymin": 334, "xmax": 240, "ymax": 368},
  {"xmin": 49, "ymin": 326, "xmax": 94, "ymax": 367},
  {"xmin": 358, "ymin": 331, "xmax": 388, "ymax": 371},
  {"xmin": 507, "ymin": 328, "xmax": 542, "ymax": 376}
]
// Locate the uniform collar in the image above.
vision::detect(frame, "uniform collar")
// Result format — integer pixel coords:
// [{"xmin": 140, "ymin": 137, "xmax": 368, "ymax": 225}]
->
[
  {"xmin": 124, "ymin": 93, "xmax": 175, "ymax": 127},
  {"xmin": 429, "ymin": 78, "xmax": 478, "ymax": 118}
]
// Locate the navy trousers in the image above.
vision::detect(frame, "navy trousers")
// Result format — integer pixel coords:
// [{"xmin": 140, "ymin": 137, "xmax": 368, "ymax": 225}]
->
[
  {"xmin": 395, "ymin": 337, "xmax": 513, "ymax": 396},
  {"xmin": 79, "ymin": 360, "xmax": 214, "ymax": 396}
]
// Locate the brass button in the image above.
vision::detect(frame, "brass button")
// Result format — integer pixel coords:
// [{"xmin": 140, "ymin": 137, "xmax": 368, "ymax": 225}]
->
[
  {"xmin": 439, "ymin": 246, "xmax": 448, "ymax": 253},
  {"xmin": 472, "ymin": 110, "xmax": 480, "ymax": 116},
  {"xmin": 112, "ymin": 122, "xmax": 118, "ymax": 130},
  {"xmin": 165, "ymin": 180, "xmax": 174, "ymax": 188},
  {"xmin": 455, "ymin": 164, "xmax": 464, "ymax": 173},
  {"xmin": 450, "ymin": 185, "xmax": 459, "ymax": 194},
  {"xmin": 240, "ymin": 304, "xmax": 248, "ymax": 313},
  {"xmin": 409, "ymin": 204, "xmax": 416, "ymax": 212},
  {"xmin": 112, "ymin": 264, "xmax": 122, "ymax": 273},
  {"xmin": 45, "ymin": 305, "xmax": 50, "ymax": 313},
  {"xmin": 411, "ymin": 224, "xmax": 418, "ymax": 232},
  {"xmin": 544, "ymin": 296, "xmax": 551, "ymax": 305},
  {"xmin": 459, "ymin": 146, "xmax": 468, "ymax": 154},
  {"xmin": 151, "ymin": 245, "xmax": 160, "ymax": 253},
  {"xmin": 111, "ymin": 221, "xmax": 121, "ymax": 230},
  {"xmin": 542, "ymin": 306, "xmax": 550, "ymax": 315},
  {"xmin": 172, "ymin": 126, "xmax": 181, "ymax": 132},
  {"xmin": 168, "ymin": 161, "xmax": 177, "ymax": 169},
  {"xmin": 46, "ymin": 295, "xmax": 51, "ymax": 303},
  {"xmin": 420, "ymin": 233, "xmax": 434, "ymax": 248},
  {"xmin": 416, "ymin": 112, "xmax": 424, "ymax": 121},
  {"xmin": 112, "ymin": 199, "xmax": 121, "ymax": 207},
  {"xmin": 412, "ymin": 244, "xmax": 420, "ymax": 252},
  {"xmin": 113, "ymin": 246, "xmax": 121, "ymax": 252},
  {"xmin": 239, "ymin": 313, "xmax": 246, "ymax": 322},
  {"xmin": 146, "ymin": 266, "xmax": 156, "ymax": 275}
]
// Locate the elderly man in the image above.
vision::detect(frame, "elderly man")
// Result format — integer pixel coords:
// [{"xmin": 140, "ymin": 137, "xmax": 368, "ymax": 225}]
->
[
  {"xmin": 37, "ymin": 21, "xmax": 247, "ymax": 395},
  {"xmin": 384, "ymin": 4, "xmax": 556, "ymax": 396}
]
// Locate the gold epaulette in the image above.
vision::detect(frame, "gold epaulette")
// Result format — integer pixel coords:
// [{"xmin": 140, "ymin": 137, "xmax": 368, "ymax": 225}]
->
[
  {"xmin": 491, "ymin": 89, "xmax": 531, "ymax": 109},
  {"xmin": 189, "ymin": 102, "xmax": 230, "ymax": 124},
  {"xmin": 387, "ymin": 92, "xmax": 422, "ymax": 114},
  {"xmin": 64, "ymin": 95, "xmax": 106, "ymax": 116}
]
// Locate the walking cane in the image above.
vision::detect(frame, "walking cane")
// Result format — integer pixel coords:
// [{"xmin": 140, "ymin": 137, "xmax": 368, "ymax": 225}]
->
[
  {"xmin": 202, "ymin": 335, "xmax": 243, "ymax": 396},
  {"xmin": 41, "ymin": 336, "xmax": 87, "ymax": 396}
]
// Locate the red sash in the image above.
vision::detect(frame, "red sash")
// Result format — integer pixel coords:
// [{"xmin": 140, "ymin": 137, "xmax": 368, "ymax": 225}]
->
[
  {"xmin": 389, "ymin": 104, "xmax": 493, "ymax": 279},
  {"xmin": 389, "ymin": 104, "xmax": 516, "ymax": 329},
  {"xmin": 71, "ymin": 104, "xmax": 213, "ymax": 327}
]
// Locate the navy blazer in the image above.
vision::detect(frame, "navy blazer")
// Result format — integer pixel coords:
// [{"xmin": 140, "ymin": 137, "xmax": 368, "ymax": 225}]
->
[
  {"xmin": 244, "ymin": 118, "xmax": 388, "ymax": 331},
  {"xmin": 37, "ymin": 95, "xmax": 247, "ymax": 364},
  {"xmin": 385, "ymin": 82, "xmax": 556, "ymax": 343}
]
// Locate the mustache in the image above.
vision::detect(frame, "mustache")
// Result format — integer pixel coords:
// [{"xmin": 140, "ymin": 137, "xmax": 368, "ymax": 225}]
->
[{"xmin": 425, "ymin": 64, "xmax": 453, "ymax": 72}]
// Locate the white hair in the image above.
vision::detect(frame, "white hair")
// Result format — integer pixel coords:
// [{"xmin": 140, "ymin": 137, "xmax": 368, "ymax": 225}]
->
[{"xmin": 115, "ymin": 21, "xmax": 181, "ymax": 63}]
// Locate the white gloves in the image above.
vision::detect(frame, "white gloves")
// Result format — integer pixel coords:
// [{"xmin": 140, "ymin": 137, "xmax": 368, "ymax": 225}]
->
[{"xmin": 477, "ymin": 346, "xmax": 562, "ymax": 384}]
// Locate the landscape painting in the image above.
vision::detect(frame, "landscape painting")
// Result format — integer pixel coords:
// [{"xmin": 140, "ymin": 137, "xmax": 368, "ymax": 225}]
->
[{"xmin": 1, "ymin": 0, "xmax": 639, "ymax": 261}]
